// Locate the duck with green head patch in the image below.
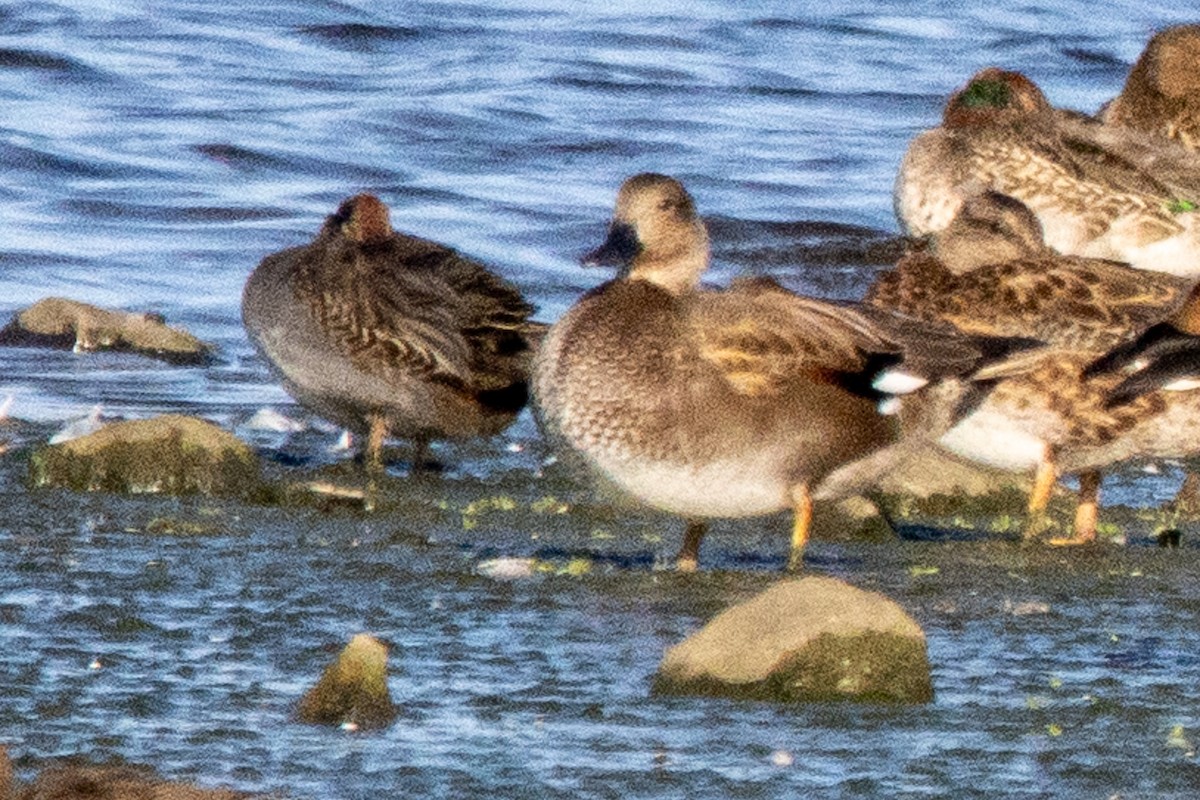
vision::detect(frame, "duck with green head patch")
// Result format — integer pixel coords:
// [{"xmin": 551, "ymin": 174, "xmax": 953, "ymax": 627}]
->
[{"xmin": 896, "ymin": 67, "xmax": 1200, "ymax": 278}]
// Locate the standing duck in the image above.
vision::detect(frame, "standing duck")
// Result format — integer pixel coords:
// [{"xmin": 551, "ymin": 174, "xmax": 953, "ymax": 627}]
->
[
  {"xmin": 870, "ymin": 191, "xmax": 1191, "ymax": 541},
  {"xmin": 930, "ymin": 342, "xmax": 1200, "ymax": 545},
  {"xmin": 242, "ymin": 193, "xmax": 545, "ymax": 474},
  {"xmin": 1101, "ymin": 25, "xmax": 1200, "ymax": 151},
  {"xmin": 895, "ymin": 67, "xmax": 1200, "ymax": 277},
  {"xmin": 534, "ymin": 173, "xmax": 1026, "ymax": 571}
]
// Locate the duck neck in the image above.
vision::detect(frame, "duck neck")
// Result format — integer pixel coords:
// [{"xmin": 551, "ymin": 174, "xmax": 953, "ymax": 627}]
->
[{"xmin": 626, "ymin": 226, "xmax": 710, "ymax": 295}]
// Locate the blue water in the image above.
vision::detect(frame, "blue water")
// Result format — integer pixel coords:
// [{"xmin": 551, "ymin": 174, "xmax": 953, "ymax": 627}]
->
[{"xmin": 2, "ymin": 1, "xmax": 1200, "ymax": 797}]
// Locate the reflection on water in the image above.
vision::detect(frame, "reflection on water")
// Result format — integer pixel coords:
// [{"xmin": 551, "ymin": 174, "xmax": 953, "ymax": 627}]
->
[{"xmin": 1, "ymin": 1, "xmax": 1200, "ymax": 797}]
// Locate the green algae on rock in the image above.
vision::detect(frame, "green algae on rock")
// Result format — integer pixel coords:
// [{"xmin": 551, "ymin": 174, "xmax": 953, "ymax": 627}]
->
[
  {"xmin": 653, "ymin": 576, "xmax": 933, "ymax": 704},
  {"xmin": 296, "ymin": 633, "xmax": 398, "ymax": 730},
  {"xmin": 0, "ymin": 297, "xmax": 213, "ymax": 365},
  {"xmin": 28, "ymin": 415, "xmax": 261, "ymax": 498}
]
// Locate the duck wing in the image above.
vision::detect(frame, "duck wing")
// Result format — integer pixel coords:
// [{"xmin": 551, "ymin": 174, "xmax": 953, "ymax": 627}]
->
[
  {"xmin": 898, "ymin": 254, "xmax": 1185, "ymax": 348},
  {"xmin": 1057, "ymin": 115, "xmax": 1200, "ymax": 201},
  {"xmin": 687, "ymin": 278, "xmax": 901, "ymax": 399},
  {"xmin": 290, "ymin": 233, "xmax": 485, "ymax": 391}
]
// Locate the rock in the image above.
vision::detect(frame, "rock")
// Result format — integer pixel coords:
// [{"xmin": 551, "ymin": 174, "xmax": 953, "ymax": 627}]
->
[
  {"xmin": 296, "ymin": 634, "xmax": 397, "ymax": 730},
  {"xmin": 28, "ymin": 414, "xmax": 262, "ymax": 498},
  {"xmin": 877, "ymin": 444, "xmax": 1032, "ymax": 505},
  {"xmin": 0, "ymin": 297, "xmax": 213, "ymax": 364},
  {"xmin": 0, "ymin": 745, "xmax": 250, "ymax": 799},
  {"xmin": 1, "ymin": 747, "xmax": 10, "ymax": 800},
  {"xmin": 653, "ymin": 577, "xmax": 933, "ymax": 704}
]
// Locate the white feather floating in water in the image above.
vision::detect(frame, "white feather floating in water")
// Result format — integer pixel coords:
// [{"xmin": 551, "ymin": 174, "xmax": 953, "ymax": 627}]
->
[
  {"xmin": 244, "ymin": 407, "xmax": 306, "ymax": 432},
  {"xmin": 329, "ymin": 429, "xmax": 355, "ymax": 453},
  {"xmin": 476, "ymin": 558, "xmax": 537, "ymax": 580}
]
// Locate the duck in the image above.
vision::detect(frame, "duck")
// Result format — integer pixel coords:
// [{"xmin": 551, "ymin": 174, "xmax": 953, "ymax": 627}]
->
[
  {"xmin": 931, "ymin": 342, "xmax": 1200, "ymax": 544},
  {"xmin": 242, "ymin": 193, "xmax": 546, "ymax": 475},
  {"xmin": 1101, "ymin": 25, "xmax": 1200, "ymax": 151},
  {"xmin": 533, "ymin": 173, "xmax": 1033, "ymax": 571},
  {"xmin": 869, "ymin": 191, "xmax": 1189, "ymax": 349},
  {"xmin": 870, "ymin": 191, "xmax": 1192, "ymax": 541},
  {"xmin": 895, "ymin": 67, "xmax": 1200, "ymax": 278}
]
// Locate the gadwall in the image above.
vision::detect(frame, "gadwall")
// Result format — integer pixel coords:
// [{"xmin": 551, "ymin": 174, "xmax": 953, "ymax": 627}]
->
[
  {"xmin": 534, "ymin": 173, "xmax": 1029, "ymax": 570},
  {"xmin": 895, "ymin": 67, "xmax": 1200, "ymax": 277},
  {"xmin": 243, "ymin": 194, "xmax": 545, "ymax": 473},
  {"xmin": 1102, "ymin": 25, "xmax": 1200, "ymax": 151}
]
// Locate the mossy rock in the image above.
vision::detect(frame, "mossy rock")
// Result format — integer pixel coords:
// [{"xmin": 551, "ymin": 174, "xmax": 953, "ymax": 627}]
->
[
  {"xmin": 0, "ymin": 297, "xmax": 213, "ymax": 364},
  {"xmin": 296, "ymin": 634, "xmax": 398, "ymax": 730},
  {"xmin": 28, "ymin": 414, "xmax": 261, "ymax": 498},
  {"xmin": 653, "ymin": 576, "xmax": 933, "ymax": 704},
  {"xmin": 0, "ymin": 745, "xmax": 251, "ymax": 799}
]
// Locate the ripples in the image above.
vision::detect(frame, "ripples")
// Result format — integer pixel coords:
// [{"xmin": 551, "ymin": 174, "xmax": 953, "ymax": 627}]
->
[
  {"xmin": 1, "ymin": 1, "xmax": 1199, "ymax": 797},
  {"xmin": 0, "ymin": 45, "xmax": 93, "ymax": 74},
  {"xmin": 295, "ymin": 23, "xmax": 424, "ymax": 50},
  {"xmin": 4, "ymin": 497, "xmax": 1200, "ymax": 796}
]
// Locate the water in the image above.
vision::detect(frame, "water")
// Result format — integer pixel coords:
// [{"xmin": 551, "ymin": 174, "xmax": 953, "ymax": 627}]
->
[{"xmin": 1, "ymin": 1, "xmax": 1199, "ymax": 797}]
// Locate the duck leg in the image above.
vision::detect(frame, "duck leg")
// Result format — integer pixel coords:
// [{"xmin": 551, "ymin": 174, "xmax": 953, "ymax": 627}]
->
[
  {"xmin": 411, "ymin": 436, "xmax": 431, "ymax": 475},
  {"xmin": 364, "ymin": 413, "xmax": 388, "ymax": 512},
  {"xmin": 676, "ymin": 521, "xmax": 706, "ymax": 573},
  {"xmin": 786, "ymin": 483, "xmax": 813, "ymax": 572},
  {"xmin": 1023, "ymin": 447, "xmax": 1058, "ymax": 540},
  {"xmin": 1050, "ymin": 470, "xmax": 1101, "ymax": 546}
]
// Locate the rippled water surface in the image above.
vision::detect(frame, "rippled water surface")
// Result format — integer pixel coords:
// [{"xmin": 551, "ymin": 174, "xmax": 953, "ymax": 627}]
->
[{"xmin": 3, "ymin": 1, "xmax": 1200, "ymax": 797}]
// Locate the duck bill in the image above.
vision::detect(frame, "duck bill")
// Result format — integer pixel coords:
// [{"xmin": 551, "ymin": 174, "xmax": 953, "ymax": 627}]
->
[{"xmin": 582, "ymin": 222, "xmax": 641, "ymax": 270}]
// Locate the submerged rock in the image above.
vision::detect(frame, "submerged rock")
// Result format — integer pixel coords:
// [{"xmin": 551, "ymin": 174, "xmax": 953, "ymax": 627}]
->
[
  {"xmin": 0, "ymin": 297, "xmax": 213, "ymax": 364},
  {"xmin": 296, "ymin": 633, "xmax": 398, "ymax": 730},
  {"xmin": 28, "ymin": 414, "xmax": 261, "ymax": 498},
  {"xmin": 0, "ymin": 745, "xmax": 249, "ymax": 799},
  {"xmin": 653, "ymin": 577, "xmax": 933, "ymax": 704}
]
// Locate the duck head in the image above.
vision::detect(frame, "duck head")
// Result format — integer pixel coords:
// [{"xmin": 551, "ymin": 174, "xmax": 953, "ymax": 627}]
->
[
  {"xmin": 329, "ymin": 193, "xmax": 394, "ymax": 246},
  {"xmin": 585, "ymin": 173, "xmax": 711, "ymax": 295},
  {"xmin": 942, "ymin": 68, "xmax": 1052, "ymax": 128},
  {"xmin": 932, "ymin": 191, "xmax": 1049, "ymax": 272},
  {"xmin": 1124, "ymin": 25, "xmax": 1200, "ymax": 103},
  {"xmin": 1104, "ymin": 25, "xmax": 1200, "ymax": 145}
]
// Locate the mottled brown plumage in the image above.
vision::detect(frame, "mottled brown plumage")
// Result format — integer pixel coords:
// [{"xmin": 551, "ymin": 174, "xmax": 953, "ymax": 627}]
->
[
  {"xmin": 243, "ymin": 194, "xmax": 545, "ymax": 470},
  {"xmin": 1103, "ymin": 25, "xmax": 1200, "ymax": 151},
  {"xmin": 1085, "ymin": 282, "xmax": 1200, "ymax": 407},
  {"xmin": 869, "ymin": 192, "xmax": 1190, "ymax": 350},
  {"xmin": 874, "ymin": 191, "xmax": 1197, "ymax": 543},
  {"xmin": 896, "ymin": 67, "xmax": 1200, "ymax": 277},
  {"xmin": 535, "ymin": 174, "xmax": 1017, "ymax": 570}
]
